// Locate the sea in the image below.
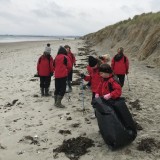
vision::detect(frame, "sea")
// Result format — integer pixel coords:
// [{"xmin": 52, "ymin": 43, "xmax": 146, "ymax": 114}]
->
[{"xmin": 0, "ymin": 35, "xmax": 80, "ymax": 43}]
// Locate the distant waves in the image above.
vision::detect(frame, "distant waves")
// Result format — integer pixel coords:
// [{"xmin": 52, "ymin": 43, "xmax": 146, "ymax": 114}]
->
[{"xmin": 0, "ymin": 35, "xmax": 79, "ymax": 43}]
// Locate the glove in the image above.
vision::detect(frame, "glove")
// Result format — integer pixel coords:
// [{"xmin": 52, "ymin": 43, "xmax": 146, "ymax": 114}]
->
[
  {"xmin": 80, "ymin": 73, "xmax": 85, "ymax": 79},
  {"xmin": 95, "ymin": 94, "xmax": 99, "ymax": 98},
  {"xmin": 34, "ymin": 72, "xmax": 39, "ymax": 77},
  {"xmin": 50, "ymin": 72, "xmax": 53, "ymax": 77},
  {"xmin": 103, "ymin": 93, "xmax": 111, "ymax": 100}
]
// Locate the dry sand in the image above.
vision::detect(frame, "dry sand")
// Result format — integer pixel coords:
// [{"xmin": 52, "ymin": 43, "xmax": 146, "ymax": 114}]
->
[{"xmin": 0, "ymin": 39, "xmax": 160, "ymax": 160}]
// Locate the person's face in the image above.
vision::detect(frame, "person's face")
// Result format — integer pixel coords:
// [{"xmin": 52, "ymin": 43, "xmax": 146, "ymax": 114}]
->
[
  {"xmin": 65, "ymin": 47, "xmax": 70, "ymax": 53},
  {"xmin": 117, "ymin": 48, "xmax": 121, "ymax": 53},
  {"xmin": 100, "ymin": 72, "xmax": 110, "ymax": 78}
]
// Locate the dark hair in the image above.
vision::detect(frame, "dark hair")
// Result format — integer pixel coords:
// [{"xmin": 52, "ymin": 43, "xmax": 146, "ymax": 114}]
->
[
  {"xmin": 64, "ymin": 45, "xmax": 71, "ymax": 49},
  {"xmin": 57, "ymin": 46, "xmax": 67, "ymax": 55},
  {"xmin": 118, "ymin": 47, "xmax": 124, "ymax": 54},
  {"xmin": 99, "ymin": 64, "xmax": 112, "ymax": 74}
]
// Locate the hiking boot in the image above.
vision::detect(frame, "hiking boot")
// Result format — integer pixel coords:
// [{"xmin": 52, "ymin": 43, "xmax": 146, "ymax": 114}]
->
[
  {"xmin": 45, "ymin": 88, "xmax": 49, "ymax": 96},
  {"xmin": 41, "ymin": 88, "xmax": 44, "ymax": 96},
  {"xmin": 55, "ymin": 95, "xmax": 65, "ymax": 108}
]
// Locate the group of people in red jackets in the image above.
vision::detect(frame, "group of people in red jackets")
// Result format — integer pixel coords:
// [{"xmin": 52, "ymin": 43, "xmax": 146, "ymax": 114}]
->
[
  {"xmin": 37, "ymin": 44, "xmax": 76, "ymax": 108},
  {"xmin": 37, "ymin": 45, "xmax": 129, "ymax": 111},
  {"xmin": 80, "ymin": 47, "xmax": 129, "ymax": 118}
]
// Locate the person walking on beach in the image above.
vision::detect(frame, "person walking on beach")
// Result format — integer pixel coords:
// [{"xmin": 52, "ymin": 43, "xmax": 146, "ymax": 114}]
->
[
  {"xmin": 80, "ymin": 56, "xmax": 102, "ymax": 118},
  {"xmin": 53, "ymin": 46, "xmax": 72, "ymax": 108},
  {"xmin": 45, "ymin": 43, "xmax": 51, "ymax": 54},
  {"xmin": 64, "ymin": 45, "xmax": 76, "ymax": 92},
  {"xmin": 95, "ymin": 63, "xmax": 122, "ymax": 100},
  {"xmin": 37, "ymin": 51, "xmax": 54, "ymax": 96},
  {"xmin": 111, "ymin": 47, "xmax": 129, "ymax": 87}
]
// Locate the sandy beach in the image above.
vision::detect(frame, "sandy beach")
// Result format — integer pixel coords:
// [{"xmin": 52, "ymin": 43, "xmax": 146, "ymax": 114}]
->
[{"xmin": 0, "ymin": 39, "xmax": 160, "ymax": 160}]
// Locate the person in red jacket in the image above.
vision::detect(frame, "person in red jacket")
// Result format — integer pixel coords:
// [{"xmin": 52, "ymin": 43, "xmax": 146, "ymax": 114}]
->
[
  {"xmin": 37, "ymin": 51, "xmax": 54, "ymax": 96},
  {"xmin": 95, "ymin": 63, "xmax": 122, "ymax": 100},
  {"xmin": 64, "ymin": 45, "xmax": 76, "ymax": 92},
  {"xmin": 81, "ymin": 56, "xmax": 102, "ymax": 118},
  {"xmin": 111, "ymin": 47, "xmax": 129, "ymax": 87},
  {"xmin": 53, "ymin": 46, "xmax": 72, "ymax": 108}
]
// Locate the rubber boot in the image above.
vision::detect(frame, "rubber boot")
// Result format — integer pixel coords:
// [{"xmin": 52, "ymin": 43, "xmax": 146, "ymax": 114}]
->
[
  {"xmin": 55, "ymin": 95, "xmax": 65, "ymax": 108},
  {"xmin": 54, "ymin": 95, "xmax": 57, "ymax": 105},
  {"xmin": 41, "ymin": 88, "xmax": 44, "ymax": 96},
  {"xmin": 45, "ymin": 88, "xmax": 49, "ymax": 96}
]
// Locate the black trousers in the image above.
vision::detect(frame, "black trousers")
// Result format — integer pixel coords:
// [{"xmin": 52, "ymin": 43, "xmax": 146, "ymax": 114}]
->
[
  {"xmin": 91, "ymin": 92, "xmax": 95, "ymax": 105},
  {"xmin": 117, "ymin": 74, "xmax": 125, "ymax": 87},
  {"xmin": 40, "ymin": 76, "xmax": 51, "ymax": 89},
  {"xmin": 54, "ymin": 77, "xmax": 67, "ymax": 97}
]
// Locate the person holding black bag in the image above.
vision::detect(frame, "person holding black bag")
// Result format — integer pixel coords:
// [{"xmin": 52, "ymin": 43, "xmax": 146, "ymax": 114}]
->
[
  {"xmin": 95, "ymin": 63, "xmax": 122, "ymax": 100},
  {"xmin": 37, "ymin": 51, "xmax": 54, "ymax": 96}
]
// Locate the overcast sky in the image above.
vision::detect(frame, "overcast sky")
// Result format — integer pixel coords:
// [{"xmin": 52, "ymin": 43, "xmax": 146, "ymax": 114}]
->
[{"xmin": 0, "ymin": 0, "xmax": 159, "ymax": 36}]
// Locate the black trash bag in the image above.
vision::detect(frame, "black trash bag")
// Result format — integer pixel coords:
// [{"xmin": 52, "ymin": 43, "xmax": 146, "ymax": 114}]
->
[{"xmin": 92, "ymin": 97, "xmax": 137, "ymax": 150}]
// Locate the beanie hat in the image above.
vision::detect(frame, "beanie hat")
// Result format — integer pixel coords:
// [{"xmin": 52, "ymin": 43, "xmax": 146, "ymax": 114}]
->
[
  {"xmin": 88, "ymin": 56, "xmax": 98, "ymax": 67},
  {"xmin": 99, "ymin": 64, "xmax": 112, "ymax": 73}
]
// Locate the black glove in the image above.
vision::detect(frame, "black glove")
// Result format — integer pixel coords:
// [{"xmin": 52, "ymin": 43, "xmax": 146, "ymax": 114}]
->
[
  {"xmin": 50, "ymin": 72, "xmax": 53, "ymax": 77},
  {"xmin": 80, "ymin": 73, "xmax": 85, "ymax": 79},
  {"xmin": 34, "ymin": 72, "xmax": 39, "ymax": 77}
]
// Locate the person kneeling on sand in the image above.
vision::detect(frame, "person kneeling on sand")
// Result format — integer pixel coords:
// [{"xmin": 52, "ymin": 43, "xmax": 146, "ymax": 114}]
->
[
  {"xmin": 95, "ymin": 63, "xmax": 122, "ymax": 100},
  {"xmin": 37, "ymin": 51, "xmax": 54, "ymax": 96},
  {"xmin": 53, "ymin": 46, "xmax": 72, "ymax": 108}
]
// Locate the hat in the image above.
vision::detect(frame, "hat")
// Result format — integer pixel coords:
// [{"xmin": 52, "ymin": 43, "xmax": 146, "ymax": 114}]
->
[
  {"xmin": 88, "ymin": 56, "xmax": 98, "ymax": 67},
  {"xmin": 99, "ymin": 64, "xmax": 112, "ymax": 73}
]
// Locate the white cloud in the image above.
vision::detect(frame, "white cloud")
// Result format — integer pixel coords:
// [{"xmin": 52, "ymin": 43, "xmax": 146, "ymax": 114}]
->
[{"xmin": 0, "ymin": 0, "xmax": 159, "ymax": 36}]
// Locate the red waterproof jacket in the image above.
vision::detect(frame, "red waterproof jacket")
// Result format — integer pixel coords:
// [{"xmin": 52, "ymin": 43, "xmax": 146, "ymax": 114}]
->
[
  {"xmin": 67, "ymin": 51, "xmax": 76, "ymax": 67},
  {"xmin": 37, "ymin": 55, "xmax": 54, "ymax": 76},
  {"xmin": 53, "ymin": 54, "xmax": 72, "ymax": 78},
  {"xmin": 84, "ymin": 67, "xmax": 102, "ymax": 93},
  {"xmin": 111, "ymin": 55, "xmax": 129, "ymax": 75},
  {"xmin": 96, "ymin": 74, "xmax": 122, "ymax": 99}
]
